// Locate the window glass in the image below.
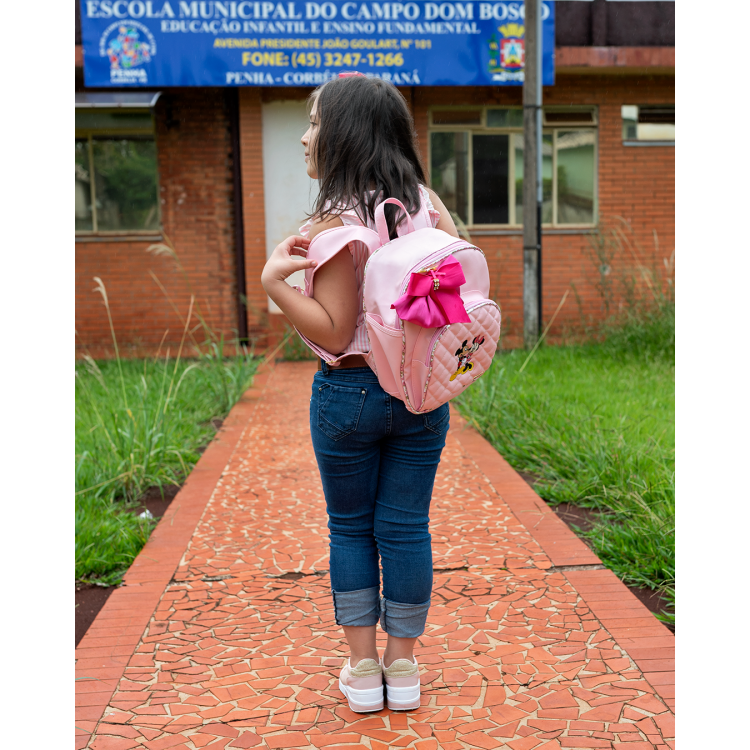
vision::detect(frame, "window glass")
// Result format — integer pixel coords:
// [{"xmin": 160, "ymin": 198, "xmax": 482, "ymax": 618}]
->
[
  {"xmin": 514, "ymin": 133, "xmax": 523, "ymax": 224},
  {"xmin": 638, "ymin": 105, "xmax": 675, "ymax": 140},
  {"xmin": 513, "ymin": 133, "xmax": 553, "ymax": 224},
  {"xmin": 621, "ymin": 105, "xmax": 675, "ymax": 142},
  {"xmin": 472, "ymin": 134, "xmax": 509, "ymax": 224},
  {"xmin": 557, "ymin": 130, "xmax": 595, "ymax": 224},
  {"xmin": 92, "ymin": 138, "xmax": 159, "ymax": 231},
  {"xmin": 430, "ymin": 132, "xmax": 469, "ymax": 224},
  {"xmin": 429, "ymin": 107, "xmax": 598, "ymax": 227},
  {"xmin": 542, "ymin": 134, "xmax": 553, "ymax": 224},
  {"xmin": 621, "ymin": 105, "xmax": 638, "ymax": 140},
  {"xmin": 75, "ymin": 139, "xmax": 93, "ymax": 231},
  {"xmin": 637, "ymin": 122, "xmax": 675, "ymax": 141},
  {"xmin": 487, "ymin": 108, "xmax": 523, "ymax": 128}
]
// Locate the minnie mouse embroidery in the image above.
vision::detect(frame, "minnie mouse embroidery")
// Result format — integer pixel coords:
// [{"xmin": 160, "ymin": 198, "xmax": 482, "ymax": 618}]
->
[{"xmin": 450, "ymin": 335, "xmax": 486, "ymax": 381}]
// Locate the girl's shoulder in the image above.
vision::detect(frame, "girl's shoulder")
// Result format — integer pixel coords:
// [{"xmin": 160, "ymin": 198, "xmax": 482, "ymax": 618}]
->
[
  {"xmin": 298, "ymin": 185, "xmax": 440, "ymax": 236},
  {"xmin": 299, "ymin": 201, "xmax": 368, "ymax": 237}
]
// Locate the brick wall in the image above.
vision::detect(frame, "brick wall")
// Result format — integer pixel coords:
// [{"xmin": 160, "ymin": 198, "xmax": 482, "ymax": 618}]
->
[
  {"xmin": 238, "ymin": 88, "xmax": 268, "ymax": 343},
  {"xmin": 76, "ymin": 74, "xmax": 673, "ymax": 356},
  {"xmin": 75, "ymin": 89, "xmax": 238, "ymax": 357},
  {"xmin": 413, "ymin": 75, "xmax": 674, "ymax": 348}
]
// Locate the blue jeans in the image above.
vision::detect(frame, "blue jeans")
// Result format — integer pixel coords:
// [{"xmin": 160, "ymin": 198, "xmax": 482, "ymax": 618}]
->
[{"xmin": 310, "ymin": 362, "xmax": 449, "ymax": 638}]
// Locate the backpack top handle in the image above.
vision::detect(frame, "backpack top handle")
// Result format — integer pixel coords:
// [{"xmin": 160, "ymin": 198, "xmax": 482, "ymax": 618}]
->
[{"xmin": 374, "ymin": 198, "xmax": 416, "ymax": 246}]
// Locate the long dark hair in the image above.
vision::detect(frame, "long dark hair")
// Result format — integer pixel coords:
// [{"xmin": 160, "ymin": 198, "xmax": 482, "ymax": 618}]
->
[{"xmin": 308, "ymin": 76, "xmax": 426, "ymax": 240}]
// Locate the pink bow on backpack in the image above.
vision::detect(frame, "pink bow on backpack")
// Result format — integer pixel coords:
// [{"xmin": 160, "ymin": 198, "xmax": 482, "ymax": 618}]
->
[{"xmin": 391, "ymin": 256, "xmax": 471, "ymax": 328}]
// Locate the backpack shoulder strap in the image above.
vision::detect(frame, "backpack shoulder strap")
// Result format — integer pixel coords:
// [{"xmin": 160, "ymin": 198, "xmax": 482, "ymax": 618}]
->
[{"xmin": 302, "ymin": 225, "xmax": 381, "ymax": 297}]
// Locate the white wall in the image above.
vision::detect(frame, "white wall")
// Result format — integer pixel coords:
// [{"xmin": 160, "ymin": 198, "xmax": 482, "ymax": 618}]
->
[{"xmin": 262, "ymin": 100, "xmax": 316, "ymax": 314}]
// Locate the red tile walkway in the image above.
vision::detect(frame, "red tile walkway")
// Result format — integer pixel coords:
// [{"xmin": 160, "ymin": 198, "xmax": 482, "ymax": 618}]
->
[{"xmin": 76, "ymin": 361, "xmax": 675, "ymax": 750}]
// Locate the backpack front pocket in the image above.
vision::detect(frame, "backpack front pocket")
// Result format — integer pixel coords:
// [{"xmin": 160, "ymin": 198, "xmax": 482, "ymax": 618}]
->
[
  {"xmin": 418, "ymin": 300, "xmax": 502, "ymax": 413},
  {"xmin": 317, "ymin": 383, "xmax": 368, "ymax": 441}
]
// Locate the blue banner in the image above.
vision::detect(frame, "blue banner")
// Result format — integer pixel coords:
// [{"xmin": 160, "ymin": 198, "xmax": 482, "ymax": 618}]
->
[{"xmin": 80, "ymin": 1, "xmax": 554, "ymax": 87}]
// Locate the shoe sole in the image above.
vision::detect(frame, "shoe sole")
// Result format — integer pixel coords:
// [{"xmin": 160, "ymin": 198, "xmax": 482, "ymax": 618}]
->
[
  {"xmin": 338, "ymin": 679, "xmax": 384, "ymax": 712},
  {"xmin": 385, "ymin": 681, "xmax": 421, "ymax": 711}
]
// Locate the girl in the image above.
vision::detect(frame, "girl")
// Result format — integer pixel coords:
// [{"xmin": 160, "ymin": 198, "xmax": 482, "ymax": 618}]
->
[{"xmin": 261, "ymin": 74, "xmax": 459, "ymax": 713}]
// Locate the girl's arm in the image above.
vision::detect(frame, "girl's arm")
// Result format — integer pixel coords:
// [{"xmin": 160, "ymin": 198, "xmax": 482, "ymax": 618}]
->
[
  {"xmin": 261, "ymin": 190, "xmax": 456, "ymax": 353},
  {"xmin": 261, "ymin": 216, "xmax": 358, "ymax": 354}
]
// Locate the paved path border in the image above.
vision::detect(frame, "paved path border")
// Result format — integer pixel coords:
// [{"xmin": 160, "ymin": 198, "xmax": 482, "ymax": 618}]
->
[
  {"xmin": 75, "ymin": 365, "xmax": 274, "ymax": 747},
  {"xmin": 449, "ymin": 411, "xmax": 675, "ymax": 713}
]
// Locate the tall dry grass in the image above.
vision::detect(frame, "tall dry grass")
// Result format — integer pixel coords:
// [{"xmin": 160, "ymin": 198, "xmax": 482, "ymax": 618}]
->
[{"xmin": 76, "ymin": 239, "xmax": 259, "ymax": 585}]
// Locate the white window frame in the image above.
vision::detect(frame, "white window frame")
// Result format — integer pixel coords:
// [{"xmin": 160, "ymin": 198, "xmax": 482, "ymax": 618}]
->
[{"xmin": 428, "ymin": 105, "xmax": 599, "ymax": 229}]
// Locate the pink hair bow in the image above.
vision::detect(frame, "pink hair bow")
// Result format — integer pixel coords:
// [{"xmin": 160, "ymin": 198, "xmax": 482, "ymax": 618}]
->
[{"xmin": 391, "ymin": 256, "xmax": 471, "ymax": 328}]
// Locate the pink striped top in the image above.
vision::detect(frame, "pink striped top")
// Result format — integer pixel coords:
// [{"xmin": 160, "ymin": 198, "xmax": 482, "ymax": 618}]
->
[{"xmin": 298, "ymin": 185, "xmax": 441, "ymax": 365}]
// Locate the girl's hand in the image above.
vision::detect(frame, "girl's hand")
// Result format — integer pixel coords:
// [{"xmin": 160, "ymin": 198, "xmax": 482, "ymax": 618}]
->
[{"xmin": 261, "ymin": 235, "xmax": 316, "ymax": 289}]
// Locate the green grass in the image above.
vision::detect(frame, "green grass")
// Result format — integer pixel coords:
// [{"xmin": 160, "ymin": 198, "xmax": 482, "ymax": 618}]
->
[
  {"xmin": 75, "ymin": 302, "xmax": 258, "ymax": 585},
  {"xmin": 76, "ymin": 266, "xmax": 260, "ymax": 587},
  {"xmin": 76, "ymin": 350, "xmax": 258, "ymax": 587},
  {"xmin": 278, "ymin": 323, "xmax": 317, "ymax": 361},
  {"xmin": 455, "ymin": 309, "xmax": 675, "ymax": 625}
]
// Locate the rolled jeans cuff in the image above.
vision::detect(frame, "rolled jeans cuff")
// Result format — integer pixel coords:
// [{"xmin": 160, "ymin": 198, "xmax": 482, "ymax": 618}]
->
[
  {"xmin": 331, "ymin": 586, "xmax": 380, "ymax": 627},
  {"xmin": 379, "ymin": 595, "xmax": 431, "ymax": 638}
]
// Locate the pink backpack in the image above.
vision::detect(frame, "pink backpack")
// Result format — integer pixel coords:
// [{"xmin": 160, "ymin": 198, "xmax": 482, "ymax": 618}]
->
[{"xmin": 301, "ymin": 197, "xmax": 501, "ymax": 414}]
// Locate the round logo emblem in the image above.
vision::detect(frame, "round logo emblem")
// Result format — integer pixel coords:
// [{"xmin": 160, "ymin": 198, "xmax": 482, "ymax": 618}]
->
[{"xmin": 98, "ymin": 21, "xmax": 157, "ymax": 84}]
